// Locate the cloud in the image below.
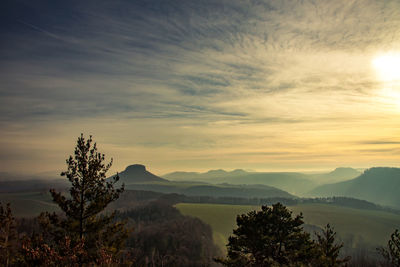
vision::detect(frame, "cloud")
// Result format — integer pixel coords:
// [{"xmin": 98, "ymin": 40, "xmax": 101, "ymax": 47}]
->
[
  {"xmin": 359, "ymin": 140, "xmax": 400, "ymax": 145},
  {"xmin": 1, "ymin": 0, "xmax": 400, "ymax": 173}
]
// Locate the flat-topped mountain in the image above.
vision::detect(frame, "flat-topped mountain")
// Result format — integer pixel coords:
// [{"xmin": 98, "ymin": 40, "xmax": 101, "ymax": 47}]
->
[{"xmin": 117, "ymin": 164, "xmax": 168, "ymax": 184}]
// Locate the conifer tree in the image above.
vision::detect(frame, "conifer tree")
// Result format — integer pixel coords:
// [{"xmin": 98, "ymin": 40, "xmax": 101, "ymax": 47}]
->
[
  {"xmin": 378, "ymin": 229, "xmax": 400, "ymax": 267},
  {"xmin": 315, "ymin": 224, "xmax": 350, "ymax": 267},
  {"xmin": 41, "ymin": 134, "xmax": 128, "ymax": 265},
  {"xmin": 216, "ymin": 203, "xmax": 318, "ymax": 266},
  {"xmin": 0, "ymin": 203, "xmax": 18, "ymax": 267}
]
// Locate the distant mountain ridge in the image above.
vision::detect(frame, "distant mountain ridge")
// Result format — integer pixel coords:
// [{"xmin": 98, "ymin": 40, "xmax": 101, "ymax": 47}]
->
[
  {"xmin": 309, "ymin": 167, "xmax": 400, "ymax": 207},
  {"xmin": 128, "ymin": 183, "xmax": 296, "ymax": 199},
  {"xmin": 164, "ymin": 170, "xmax": 314, "ymax": 195},
  {"xmin": 327, "ymin": 167, "xmax": 361, "ymax": 178},
  {"xmin": 310, "ymin": 167, "xmax": 361, "ymax": 184},
  {"xmin": 163, "ymin": 167, "xmax": 362, "ymax": 195},
  {"xmin": 163, "ymin": 169, "xmax": 248, "ymax": 180},
  {"xmin": 117, "ymin": 165, "xmax": 295, "ymax": 199}
]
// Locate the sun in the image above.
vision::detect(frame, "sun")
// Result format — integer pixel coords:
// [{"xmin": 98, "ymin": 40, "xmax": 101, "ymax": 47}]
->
[
  {"xmin": 372, "ymin": 52, "xmax": 400, "ymax": 82},
  {"xmin": 372, "ymin": 52, "xmax": 400, "ymax": 108}
]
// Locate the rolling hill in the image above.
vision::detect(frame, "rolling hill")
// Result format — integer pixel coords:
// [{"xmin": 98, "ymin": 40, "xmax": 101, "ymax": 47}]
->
[
  {"xmin": 214, "ymin": 173, "xmax": 316, "ymax": 196},
  {"xmin": 164, "ymin": 170, "xmax": 315, "ymax": 195},
  {"xmin": 163, "ymin": 169, "xmax": 248, "ymax": 180},
  {"xmin": 164, "ymin": 168, "xmax": 360, "ymax": 196},
  {"xmin": 309, "ymin": 167, "xmax": 400, "ymax": 207},
  {"xmin": 309, "ymin": 167, "xmax": 361, "ymax": 184},
  {"xmin": 125, "ymin": 181, "xmax": 295, "ymax": 199}
]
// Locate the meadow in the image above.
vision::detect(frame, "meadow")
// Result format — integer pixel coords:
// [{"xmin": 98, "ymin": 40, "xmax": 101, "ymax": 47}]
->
[
  {"xmin": 176, "ymin": 202, "xmax": 400, "ymax": 253},
  {"xmin": 0, "ymin": 191, "xmax": 58, "ymax": 217}
]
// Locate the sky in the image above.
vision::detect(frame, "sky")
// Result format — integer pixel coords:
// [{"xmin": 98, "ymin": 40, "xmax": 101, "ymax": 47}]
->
[{"xmin": 1, "ymin": 0, "xmax": 400, "ymax": 177}]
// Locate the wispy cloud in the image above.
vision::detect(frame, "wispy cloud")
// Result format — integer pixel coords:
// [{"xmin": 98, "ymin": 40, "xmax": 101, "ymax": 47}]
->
[{"xmin": 1, "ymin": 0, "xmax": 400, "ymax": 174}]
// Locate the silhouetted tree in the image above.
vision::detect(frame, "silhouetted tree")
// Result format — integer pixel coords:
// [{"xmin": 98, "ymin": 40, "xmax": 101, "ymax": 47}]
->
[
  {"xmin": 0, "ymin": 203, "xmax": 19, "ymax": 267},
  {"xmin": 378, "ymin": 229, "xmax": 400, "ymax": 267},
  {"xmin": 40, "ymin": 134, "xmax": 129, "ymax": 265},
  {"xmin": 215, "ymin": 202, "xmax": 318, "ymax": 266},
  {"xmin": 315, "ymin": 223, "xmax": 350, "ymax": 266}
]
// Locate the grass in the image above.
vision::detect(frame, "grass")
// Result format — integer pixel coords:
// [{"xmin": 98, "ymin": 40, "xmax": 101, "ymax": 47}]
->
[
  {"xmin": 176, "ymin": 203, "xmax": 259, "ymax": 249},
  {"xmin": 0, "ymin": 192, "xmax": 59, "ymax": 217},
  {"xmin": 290, "ymin": 203, "xmax": 400, "ymax": 247},
  {"xmin": 176, "ymin": 203, "xmax": 400, "ymax": 252}
]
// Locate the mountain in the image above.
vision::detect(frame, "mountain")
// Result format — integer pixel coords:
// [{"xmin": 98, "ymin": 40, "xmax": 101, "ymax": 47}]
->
[
  {"xmin": 182, "ymin": 183, "xmax": 295, "ymax": 198},
  {"xmin": 164, "ymin": 169, "xmax": 315, "ymax": 195},
  {"xmin": 164, "ymin": 167, "xmax": 364, "ymax": 195},
  {"xmin": 117, "ymin": 164, "xmax": 168, "ymax": 184},
  {"xmin": 309, "ymin": 167, "xmax": 400, "ymax": 207},
  {"xmin": 163, "ymin": 169, "xmax": 249, "ymax": 180},
  {"xmin": 120, "ymin": 165, "xmax": 295, "ymax": 198},
  {"xmin": 214, "ymin": 172, "xmax": 316, "ymax": 196},
  {"xmin": 125, "ymin": 182, "xmax": 296, "ymax": 199},
  {"xmin": 0, "ymin": 164, "xmax": 168, "ymax": 192},
  {"xmin": 163, "ymin": 171, "xmax": 201, "ymax": 180},
  {"xmin": 310, "ymin": 167, "xmax": 361, "ymax": 184}
]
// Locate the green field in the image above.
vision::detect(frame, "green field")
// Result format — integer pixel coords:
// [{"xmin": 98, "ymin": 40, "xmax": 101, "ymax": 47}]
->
[
  {"xmin": 0, "ymin": 192, "xmax": 59, "ymax": 217},
  {"xmin": 176, "ymin": 203, "xmax": 400, "ymax": 252},
  {"xmin": 176, "ymin": 203, "xmax": 259, "ymax": 249}
]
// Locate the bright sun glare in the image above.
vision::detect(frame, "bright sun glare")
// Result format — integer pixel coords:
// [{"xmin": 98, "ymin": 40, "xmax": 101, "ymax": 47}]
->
[
  {"xmin": 372, "ymin": 52, "xmax": 400, "ymax": 108},
  {"xmin": 372, "ymin": 52, "xmax": 400, "ymax": 82}
]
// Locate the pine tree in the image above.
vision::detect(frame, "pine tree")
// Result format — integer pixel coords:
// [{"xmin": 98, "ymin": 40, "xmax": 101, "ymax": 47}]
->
[
  {"xmin": 215, "ymin": 203, "xmax": 318, "ymax": 266},
  {"xmin": 41, "ymin": 134, "xmax": 129, "ymax": 265},
  {"xmin": 0, "ymin": 203, "xmax": 19, "ymax": 267},
  {"xmin": 315, "ymin": 224, "xmax": 350, "ymax": 266},
  {"xmin": 378, "ymin": 229, "xmax": 400, "ymax": 267}
]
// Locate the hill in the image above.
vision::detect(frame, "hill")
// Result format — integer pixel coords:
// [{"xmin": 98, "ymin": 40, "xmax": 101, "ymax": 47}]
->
[
  {"xmin": 117, "ymin": 164, "xmax": 168, "ymax": 184},
  {"xmin": 309, "ymin": 167, "xmax": 400, "ymax": 207},
  {"xmin": 310, "ymin": 167, "xmax": 361, "ymax": 184},
  {"xmin": 163, "ymin": 169, "xmax": 248, "ymax": 180},
  {"xmin": 121, "ymin": 165, "xmax": 295, "ymax": 199},
  {"xmin": 164, "ymin": 168, "xmax": 362, "ymax": 195},
  {"xmin": 215, "ymin": 173, "xmax": 316, "ymax": 196},
  {"xmin": 0, "ymin": 164, "xmax": 168, "ymax": 193},
  {"xmin": 164, "ymin": 170, "xmax": 315, "ymax": 195},
  {"xmin": 125, "ymin": 182, "xmax": 296, "ymax": 199},
  {"xmin": 0, "ymin": 164, "xmax": 296, "ymax": 211}
]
